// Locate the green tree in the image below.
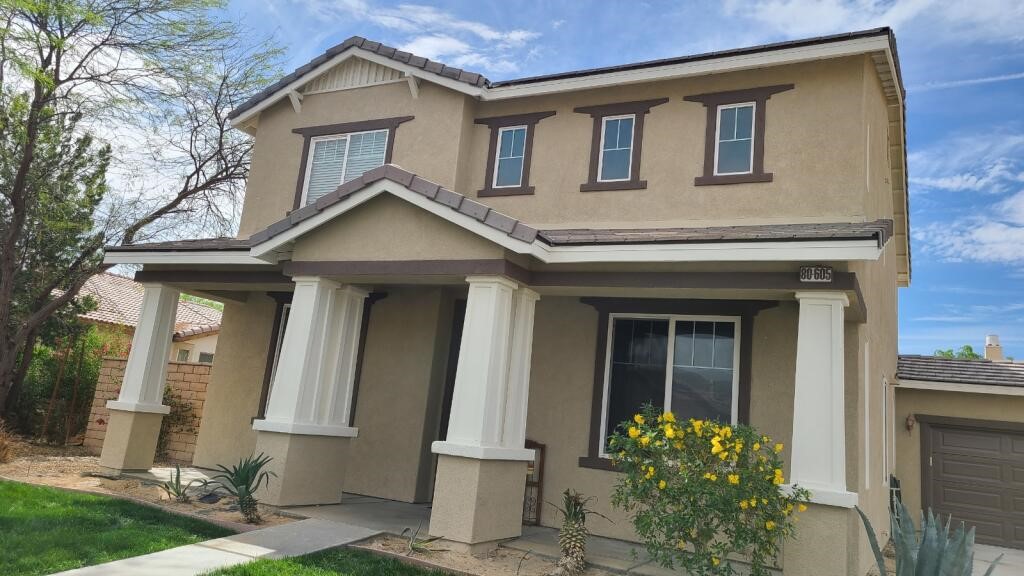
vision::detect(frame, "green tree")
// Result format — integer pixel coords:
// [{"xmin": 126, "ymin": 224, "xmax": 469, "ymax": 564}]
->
[
  {"xmin": 934, "ymin": 345, "xmax": 983, "ymax": 360},
  {"xmin": 0, "ymin": 0, "xmax": 281, "ymax": 412}
]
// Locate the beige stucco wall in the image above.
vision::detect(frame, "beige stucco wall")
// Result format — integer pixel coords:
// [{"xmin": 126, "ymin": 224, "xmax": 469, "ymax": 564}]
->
[
  {"xmin": 893, "ymin": 388, "xmax": 1024, "ymax": 518},
  {"xmin": 192, "ymin": 294, "xmax": 277, "ymax": 468},
  {"xmin": 524, "ymin": 296, "xmax": 806, "ymax": 542},
  {"xmin": 290, "ymin": 194, "xmax": 503, "ymax": 262},
  {"xmin": 237, "ymin": 54, "xmax": 894, "ymax": 237},
  {"xmin": 342, "ymin": 286, "xmax": 454, "ymax": 503},
  {"xmin": 170, "ymin": 333, "xmax": 218, "ymax": 363},
  {"xmin": 238, "ymin": 81, "xmax": 473, "ymax": 236}
]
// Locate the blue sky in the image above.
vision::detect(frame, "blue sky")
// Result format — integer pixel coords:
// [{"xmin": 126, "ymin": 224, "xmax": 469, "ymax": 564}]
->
[{"xmin": 224, "ymin": 0, "xmax": 1024, "ymax": 358}]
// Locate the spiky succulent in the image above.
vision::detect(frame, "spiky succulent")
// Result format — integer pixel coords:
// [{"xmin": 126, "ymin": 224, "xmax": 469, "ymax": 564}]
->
[{"xmin": 549, "ymin": 489, "xmax": 607, "ymax": 576}]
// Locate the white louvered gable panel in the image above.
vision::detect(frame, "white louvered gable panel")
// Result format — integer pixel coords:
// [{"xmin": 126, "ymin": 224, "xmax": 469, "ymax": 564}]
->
[{"xmin": 302, "ymin": 57, "xmax": 404, "ymax": 94}]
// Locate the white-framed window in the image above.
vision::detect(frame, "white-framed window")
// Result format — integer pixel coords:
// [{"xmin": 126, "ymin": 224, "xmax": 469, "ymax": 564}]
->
[
  {"xmin": 714, "ymin": 102, "xmax": 755, "ymax": 175},
  {"xmin": 598, "ymin": 114, "xmax": 635, "ymax": 182},
  {"xmin": 268, "ymin": 303, "xmax": 292, "ymax": 398},
  {"xmin": 599, "ymin": 314, "xmax": 741, "ymax": 456},
  {"xmin": 493, "ymin": 126, "xmax": 527, "ymax": 188},
  {"xmin": 301, "ymin": 129, "xmax": 389, "ymax": 206},
  {"xmin": 176, "ymin": 349, "xmax": 191, "ymax": 362}
]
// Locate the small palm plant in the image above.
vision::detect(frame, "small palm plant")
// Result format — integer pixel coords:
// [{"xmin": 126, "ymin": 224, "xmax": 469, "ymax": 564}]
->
[
  {"xmin": 160, "ymin": 464, "xmax": 201, "ymax": 503},
  {"xmin": 548, "ymin": 489, "xmax": 608, "ymax": 576},
  {"xmin": 856, "ymin": 500, "xmax": 1001, "ymax": 576},
  {"xmin": 207, "ymin": 453, "xmax": 276, "ymax": 523}
]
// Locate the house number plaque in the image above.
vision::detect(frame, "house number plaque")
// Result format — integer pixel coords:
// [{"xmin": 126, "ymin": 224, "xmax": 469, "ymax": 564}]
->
[{"xmin": 799, "ymin": 265, "xmax": 833, "ymax": 283}]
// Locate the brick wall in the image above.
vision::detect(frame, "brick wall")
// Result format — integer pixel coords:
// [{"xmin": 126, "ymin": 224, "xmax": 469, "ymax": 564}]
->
[{"xmin": 83, "ymin": 357, "xmax": 210, "ymax": 464}]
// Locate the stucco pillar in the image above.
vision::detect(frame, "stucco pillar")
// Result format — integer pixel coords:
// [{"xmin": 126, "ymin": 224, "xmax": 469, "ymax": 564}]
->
[
  {"xmin": 253, "ymin": 277, "xmax": 367, "ymax": 505},
  {"xmin": 430, "ymin": 276, "xmax": 538, "ymax": 550},
  {"xmin": 100, "ymin": 284, "xmax": 178, "ymax": 471},
  {"xmin": 789, "ymin": 291, "xmax": 857, "ymax": 507}
]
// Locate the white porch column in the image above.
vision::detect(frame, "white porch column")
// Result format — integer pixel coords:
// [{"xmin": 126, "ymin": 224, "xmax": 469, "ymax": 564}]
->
[
  {"xmin": 789, "ymin": 291, "xmax": 857, "ymax": 507},
  {"xmin": 253, "ymin": 276, "xmax": 368, "ymax": 505},
  {"xmin": 100, "ymin": 284, "xmax": 179, "ymax": 471},
  {"xmin": 430, "ymin": 276, "xmax": 538, "ymax": 550}
]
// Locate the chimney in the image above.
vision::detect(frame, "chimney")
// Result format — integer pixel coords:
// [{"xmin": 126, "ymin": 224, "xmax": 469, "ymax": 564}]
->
[{"xmin": 985, "ymin": 334, "xmax": 1005, "ymax": 362}]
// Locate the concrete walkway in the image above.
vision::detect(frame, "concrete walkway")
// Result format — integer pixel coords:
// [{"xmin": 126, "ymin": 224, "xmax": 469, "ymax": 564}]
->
[
  {"xmin": 53, "ymin": 518, "xmax": 380, "ymax": 576},
  {"xmin": 975, "ymin": 544, "xmax": 1024, "ymax": 576}
]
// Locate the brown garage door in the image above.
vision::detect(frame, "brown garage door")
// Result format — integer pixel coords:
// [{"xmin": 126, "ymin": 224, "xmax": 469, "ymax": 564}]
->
[{"xmin": 923, "ymin": 420, "xmax": 1024, "ymax": 549}]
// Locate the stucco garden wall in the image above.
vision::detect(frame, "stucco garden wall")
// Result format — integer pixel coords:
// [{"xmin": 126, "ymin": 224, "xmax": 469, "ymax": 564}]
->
[{"xmin": 83, "ymin": 357, "xmax": 209, "ymax": 464}]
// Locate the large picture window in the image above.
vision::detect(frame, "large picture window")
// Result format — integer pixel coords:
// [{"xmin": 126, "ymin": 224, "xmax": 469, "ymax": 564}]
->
[{"xmin": 599, "ymin": 314, "xmax": 740, "ymax": 456}]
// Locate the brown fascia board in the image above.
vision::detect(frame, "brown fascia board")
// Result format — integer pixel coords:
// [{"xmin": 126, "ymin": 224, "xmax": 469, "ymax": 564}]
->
[
  {"xmin": 246, "ymin": 164, "xmax": 540, "ymax": 247},
  {"xmin": 105, "ymin": 238, "xmax": 251, "ymax": 252}
]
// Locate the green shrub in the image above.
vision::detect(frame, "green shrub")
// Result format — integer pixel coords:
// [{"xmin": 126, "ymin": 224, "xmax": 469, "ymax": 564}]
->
[
  {"xmin": 207, "ymin": 453, "xmax": 276, "ymax": 523},
  {"xmin": 608, "ymin": 406, "xmax": 810, "ymax": 576}
]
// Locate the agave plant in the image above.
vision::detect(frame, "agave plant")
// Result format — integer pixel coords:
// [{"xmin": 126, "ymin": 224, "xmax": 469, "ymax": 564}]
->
[
  {"xmin": 547, "ymin": 489, "xmax": 609, "ymax": 576},
  {"xmin": 856, "ymin": 500, "xmax": 1001, "ymax": 576},
  {"xmin": 207, "ymin": 453, "xmax": 276, "ymax": 523},
  {"xmin": 160, "ymin": 464, "xmax": 201, "ymax": 503}
]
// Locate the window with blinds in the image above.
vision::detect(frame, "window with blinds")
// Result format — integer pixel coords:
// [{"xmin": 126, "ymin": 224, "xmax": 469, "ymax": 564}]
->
[{"xmin": 302, "ymin": 129, "xmax": 389, "ymax": 205}]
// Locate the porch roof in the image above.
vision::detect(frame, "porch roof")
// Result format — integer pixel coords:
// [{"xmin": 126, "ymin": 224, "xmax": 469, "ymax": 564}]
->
[{"xmin": 897, "ymin": 355, "xmax": 1024, "ymax": 388}]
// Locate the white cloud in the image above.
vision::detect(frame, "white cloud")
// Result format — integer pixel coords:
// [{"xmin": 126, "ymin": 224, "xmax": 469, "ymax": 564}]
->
[
  {"xmin": 299, "ymin": 0, "xmax": 539, "ymax": 75},
  {"xmin": 722, "ymin": 0, "xmax": 1024, "ymax": 45},
  {"xmin": 912, "ymin": 71, "xmax": 1024, "ymax": 92},
  {"xmin": 909, "ymin": 131, "xmax": 1024, "ymax": 194},
  {"xmin": 914, "ymin": 218, "xmax": 1024, "ymax": 263}
]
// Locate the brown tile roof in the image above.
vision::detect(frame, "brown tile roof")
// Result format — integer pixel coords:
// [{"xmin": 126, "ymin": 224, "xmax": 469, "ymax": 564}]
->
[
  {"xmin": 247, "ymin": 164, "xmax": 540, "ymax": 246},
  {"xmin": 229, "ymin": 36, "xmax": 488, "ymax": 120},
  {"xmin": 539, "ymin": 220, "xmax": 894, "ymax": 247},
  {"xmin": 79, "ymin": 273, "xmax": 222, "ymax": 330},
  {"xmin": 897, "ymin": 355, "xmax": 1024, "ymax": 388},
  {"xmin": 229, "ymin": 28, "xmax": 901, "ymax": 121}
]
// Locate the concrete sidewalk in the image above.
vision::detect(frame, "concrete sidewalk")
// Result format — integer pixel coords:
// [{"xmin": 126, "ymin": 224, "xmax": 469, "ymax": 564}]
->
[{"xmin": 53, "ymin": 518, "xmax": 380, "ymax": 576}]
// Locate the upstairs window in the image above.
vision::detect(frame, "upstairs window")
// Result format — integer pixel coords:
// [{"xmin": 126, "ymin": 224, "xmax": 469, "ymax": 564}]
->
[
  {"xmin": 302, "ymin": 129, "xmax": 388, "ymax": 205},
  {"xmin": 599, "ymin": 115, "xmax": 635, "ymax": 182},
  {"xmin": 715, "ymin": 103, "xmax": 755, "ymax": 175},
  {"xmin": 494, "ymin": 126, "xmax": 527, "ymax": 188}
]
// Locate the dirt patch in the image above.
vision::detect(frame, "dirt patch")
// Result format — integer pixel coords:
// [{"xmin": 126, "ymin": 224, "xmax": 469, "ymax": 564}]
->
[
  {"xmin": 0, "ymin": 436, "xmax": 293, "ymax": 528},
  {"xmin": 354, "ymin": 534, "xmax": 614, "ymax": 576}
]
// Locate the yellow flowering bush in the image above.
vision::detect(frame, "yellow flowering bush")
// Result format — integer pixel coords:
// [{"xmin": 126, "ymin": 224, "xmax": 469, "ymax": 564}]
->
[{"xmin": 608, "ymin": 406, "xmax": 810, "ymax": 576}]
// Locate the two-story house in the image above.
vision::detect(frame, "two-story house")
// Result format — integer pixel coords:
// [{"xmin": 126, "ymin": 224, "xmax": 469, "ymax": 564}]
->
[{"xmin": 99, "ymin": 27, "xmax": 909, "ymax": 576}]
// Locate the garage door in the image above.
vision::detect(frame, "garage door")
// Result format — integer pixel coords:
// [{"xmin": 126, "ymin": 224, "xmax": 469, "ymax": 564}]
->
[{"xmin": 925, "ymin": 422, "xmax": 1024, "ymax": 549}]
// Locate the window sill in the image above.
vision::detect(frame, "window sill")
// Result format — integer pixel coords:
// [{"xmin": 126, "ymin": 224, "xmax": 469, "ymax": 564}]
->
[
  {"xmin": 578, "ymin": 456, "xmax": 619, "ymax": 472},
  {"xmin": 478, "ymin": 185, "xmax": 535, "ymax": 197},
  {"xmin": 580, "ymin": 180, "xmax": 647, "ymax": 193},
  {"xmin": 694, "ymin": 173, "xmax": 773, "ymax": 186}
]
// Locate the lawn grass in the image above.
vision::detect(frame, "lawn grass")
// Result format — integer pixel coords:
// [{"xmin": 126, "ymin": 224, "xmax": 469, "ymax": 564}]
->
[
  {"xmin": 0, "ymin": 479, "xmax": 234, "ymax": 576},
  {"xmin": 205, "ymin": 547, "xmax": 451, "ymax": 575}
]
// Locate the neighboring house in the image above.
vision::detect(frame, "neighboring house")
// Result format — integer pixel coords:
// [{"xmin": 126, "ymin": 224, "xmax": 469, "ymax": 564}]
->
[
  {"xmin": 79, "ymin": 273, "xmax": 222, "ymax": 363},
  {"xmin": 98, "ymin": 28, "xmax": 909, "ymax": 575},
  {"xmin": 894, "ymin": 335, "xmax": 1024, "ymax": 550}
]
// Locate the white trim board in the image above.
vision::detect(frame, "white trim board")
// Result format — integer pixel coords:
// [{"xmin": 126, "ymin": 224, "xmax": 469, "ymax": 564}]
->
[
  {"xmin": 896, "ymin": 379, "xmax": 1024, "ymax": 397},
  {"xmin": 245, "ymin": 180, "xmax": 884, "ymax": 265},
  {"xmin": 230, "ymin": 35, "xmax": 899, "ymax": 128},
  {"xmin": 103, "ymin": 250, "xmax": 270, "ymax": 266}
]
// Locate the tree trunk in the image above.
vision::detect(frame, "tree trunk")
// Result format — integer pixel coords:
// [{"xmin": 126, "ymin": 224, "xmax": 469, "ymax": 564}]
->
[
  {"xmin": 64, "ymin": 339, "xmax": 87, "ymax": 444},
  {"xmin": 4, "ymin": 331, "xmax": 38, "ymax": 417},
  {"xmin": 40, "ymin": 339, "xmax": 73, "ymax": 440}
]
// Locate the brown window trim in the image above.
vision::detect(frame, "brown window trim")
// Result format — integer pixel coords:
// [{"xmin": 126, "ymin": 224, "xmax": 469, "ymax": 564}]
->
[
  {"xmin": 684, "ymin": 84, "xmax": 793, "ymax": 186},
  {"xmin": 574, "ymin": 98, "xmax": 668, "ymax": 192},
  {"xmin": 577, "ymin": 297, "xmax": 778, "ymax": 472},
  {"xmin": 255, "ymin": 291, "xmax": 387, "ymax": 422},
  {"xmin": 475, "ymin": 111, "xmax": 555, "ymax": 197},
  {"xmin": 291, "ymin": 116, "xmax": 415, "ymax": 209}
]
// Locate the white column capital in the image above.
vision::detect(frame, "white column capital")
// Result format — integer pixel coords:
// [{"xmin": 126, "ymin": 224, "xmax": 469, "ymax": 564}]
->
[
  {"xmin": 794, "ymin": 291, "xmax": 850, "ymax": 306},
  {"xmin": 291, "ymin": 275, "xmax": 342, "ymax": 287},
  {"xmin": 465, "ymin": 275, "xmax": 520, "ymax": 290}
]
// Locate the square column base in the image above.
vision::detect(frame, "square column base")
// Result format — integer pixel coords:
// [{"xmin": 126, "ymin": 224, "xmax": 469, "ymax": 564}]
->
[
  {"xmin": 781, "ymin": 503, "xmax": 858, "ymax": 576},
  {"xmin": 254, "ymin": 430, "xmax": 350, "ymax": 506},
  {"xmin": 99, "ymin": 409, "xmax": 164, "ymax": 472},
  {"xmin": 428, "ymin": 454, "xmax": 527, "ymax": 546}
]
